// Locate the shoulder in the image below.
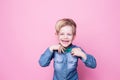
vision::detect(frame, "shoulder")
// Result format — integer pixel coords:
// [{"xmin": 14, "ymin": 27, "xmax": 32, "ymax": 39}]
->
[
  {"xmin": 71, "ymin": 44, "xmax": 80, "ymax": 48},
  {"xmin": 71, "ymin": 44, "xmax": 86, "ymax": 52}
]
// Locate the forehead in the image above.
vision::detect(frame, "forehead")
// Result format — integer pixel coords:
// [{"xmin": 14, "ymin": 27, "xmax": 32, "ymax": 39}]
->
[{"xmin": 60, "ymin": 25, "xmax": 73, "ymax": 32}]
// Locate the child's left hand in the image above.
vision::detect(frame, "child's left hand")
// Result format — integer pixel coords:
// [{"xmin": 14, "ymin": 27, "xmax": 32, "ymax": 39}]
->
[{"xmin": 71, "ymin": 48, "xmax": 87, "ymax": 60}]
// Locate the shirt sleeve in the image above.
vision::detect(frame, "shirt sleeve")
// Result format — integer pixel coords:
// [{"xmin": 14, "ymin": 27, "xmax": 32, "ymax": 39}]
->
[
  {"xmin": 82, "ymin": 54, "xmax": 97, "ymax": 68},
  {"xmin": 39, "ymin": 48, "xmax": 54, "ymax": 67},
  {"xmin": 80, "ymin": 49, "xmax": 97, "ymax": 69}
]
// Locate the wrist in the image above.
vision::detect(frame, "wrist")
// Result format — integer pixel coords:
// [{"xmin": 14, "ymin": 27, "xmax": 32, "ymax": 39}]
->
[
  {"xmin": 80, "ymin": 52, "xmax": 87, "ymax": 61},
  {"xmin": 49, "ymin": 46, "xmax": 54, "ymax": 52}
]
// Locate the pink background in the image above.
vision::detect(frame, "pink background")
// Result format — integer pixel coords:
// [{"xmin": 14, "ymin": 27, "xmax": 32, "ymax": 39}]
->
[{"xmin": 0, "ymin": 0, "xmax": 120, "ymax": 80}]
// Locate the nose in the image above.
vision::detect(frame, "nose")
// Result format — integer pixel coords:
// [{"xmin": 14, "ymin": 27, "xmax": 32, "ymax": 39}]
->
[{"xmin": 64, "ymin": 34, "xmax": 68, "ymax": 38}]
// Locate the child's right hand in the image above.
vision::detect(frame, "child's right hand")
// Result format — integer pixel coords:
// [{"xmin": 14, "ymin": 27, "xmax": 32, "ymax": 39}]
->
[{"xmin": 49, "ymin": 44, "xmax": 65, "ymax": 53}]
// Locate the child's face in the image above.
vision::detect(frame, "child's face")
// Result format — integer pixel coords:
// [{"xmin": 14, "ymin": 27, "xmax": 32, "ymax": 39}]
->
[{"xmin": 57, "ymin": 25, "xmax": 75, "ymax": 47}]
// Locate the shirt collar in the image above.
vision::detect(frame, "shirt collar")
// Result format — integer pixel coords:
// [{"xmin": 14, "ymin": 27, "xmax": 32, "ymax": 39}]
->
[{"xmin": 64, "ymin": 44, "xmax": 73, "ymax": 53}]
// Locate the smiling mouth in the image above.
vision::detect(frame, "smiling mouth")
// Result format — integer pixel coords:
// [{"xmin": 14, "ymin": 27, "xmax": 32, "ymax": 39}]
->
[{"xmin": 61, "ymin": 40, "xmax": 69, "ymax": 44}]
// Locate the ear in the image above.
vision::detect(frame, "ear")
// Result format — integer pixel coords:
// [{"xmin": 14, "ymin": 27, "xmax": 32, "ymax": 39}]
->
[
  {"xmin": 55, "ymin": 32, "xmax": 59, "ymax": 39},
  {"xmin": 55, "ymin": 32, "xmax": 58, "ymax": 36}
]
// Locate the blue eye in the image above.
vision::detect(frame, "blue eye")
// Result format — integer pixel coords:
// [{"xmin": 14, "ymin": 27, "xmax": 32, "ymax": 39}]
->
[
  {"xmin": 67, "ymin": 33, "xmax": 72, "ymax": 36},
  {"xmin": 59, "ymin": 33, "xmax": 64, "ymax": 35}
]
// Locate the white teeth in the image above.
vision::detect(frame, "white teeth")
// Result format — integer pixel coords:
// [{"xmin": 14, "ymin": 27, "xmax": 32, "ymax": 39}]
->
[
  {"xmin": 62, "ymin": 40, "xmax": 69, "ymax": 43},
  {"xmin": 62, "ymin": 40, "xmax": 69, "ymax": 42},
  {"xmin": 62, "ymin": 41, "xmax": 69, "ymax": 42}
]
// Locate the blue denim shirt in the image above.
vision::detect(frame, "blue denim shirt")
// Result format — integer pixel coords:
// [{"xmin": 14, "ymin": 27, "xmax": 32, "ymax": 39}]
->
[{"xmin": 39, "ymin": 44, "xmax": 96, "ymax": 80}]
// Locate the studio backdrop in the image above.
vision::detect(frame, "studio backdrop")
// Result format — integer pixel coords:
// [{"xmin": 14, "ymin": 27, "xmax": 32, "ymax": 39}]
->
[{"xmin": 0, "ymin": 0, "xmax": 120, "ymax": 80}]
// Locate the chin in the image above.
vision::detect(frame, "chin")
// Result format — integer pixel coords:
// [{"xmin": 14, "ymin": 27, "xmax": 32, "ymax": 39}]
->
[
  {"xmin": 63, "ymin": 45, "xmax": 69, "ymax": 48},
  {"xmin": 61, "ymin": 43, "xmax": 71, "ymax": 48}
]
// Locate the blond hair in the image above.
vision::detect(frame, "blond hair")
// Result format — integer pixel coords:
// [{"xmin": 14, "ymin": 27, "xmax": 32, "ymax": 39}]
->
[{"xmin": 55, "ymin": 18, "xmax": 77, "ymax": 35}]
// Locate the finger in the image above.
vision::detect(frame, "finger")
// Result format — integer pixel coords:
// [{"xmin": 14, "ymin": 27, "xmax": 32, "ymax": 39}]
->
[
  {"xmin": 62, "ymin": 46, "xmax": 66, "ymax": 53},
  {"xmin": 61, "ymin": 46, "xmax": 65, "ymax": 53},
  {"xmin": 71, "ymin": 51, "xmax": 74, "ymax": 55},
  {"xmin": 59, "ymin": 43, "xmax": 65, "ymax": 50},
  {"xmin": 58, "ymin": 46, "xmax": 61, "ymax": 53},
  {"xmin": 71, "ymin": 52, "xmax": 76, "ymax": 56},
  {"xmin": 61, "ymin": 48, "xmax": 64, "ymax": 53},
  {"xmin": 59, "ymin": 46, "xmax": 63, "ymax": 53}
]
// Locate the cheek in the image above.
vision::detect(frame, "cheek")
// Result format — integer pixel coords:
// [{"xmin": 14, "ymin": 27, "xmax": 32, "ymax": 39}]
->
[
  {"xmin": 69, "ymin": 36, "xmax": 74, "ymax": 40},
  {"xmin": 58, "ymin": 36, "xmax": 62, "ymax": 41},
  {"xmin": 58, "ymin": 35, "xmax": 63, "ymax": 39}
]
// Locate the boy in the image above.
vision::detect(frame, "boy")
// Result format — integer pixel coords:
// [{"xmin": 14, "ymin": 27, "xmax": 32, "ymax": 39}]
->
[{"xmin": 39, "ymin": 18, "xmax": 96, "ymax": 80}]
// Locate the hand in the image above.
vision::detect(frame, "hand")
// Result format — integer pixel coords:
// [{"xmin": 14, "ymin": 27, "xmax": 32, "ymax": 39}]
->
[
  {"xmin": 71, "ymin": 48, "xmax": 87, "ymax": 60},
  {"xmin": 49, "ymin": 44, "xmax": 65, "ymax": 53}
]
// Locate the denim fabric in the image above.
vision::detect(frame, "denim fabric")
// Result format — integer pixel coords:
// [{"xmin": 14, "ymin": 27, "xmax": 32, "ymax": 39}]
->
[{"xmin": 39, "ymin": 44, "xmax": 96, "ymax": 80}]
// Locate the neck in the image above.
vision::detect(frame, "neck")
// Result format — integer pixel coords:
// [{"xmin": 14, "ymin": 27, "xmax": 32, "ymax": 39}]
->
[{"xmin": 64, "ymin": 44, "xmax": 72, "ymax": 53}]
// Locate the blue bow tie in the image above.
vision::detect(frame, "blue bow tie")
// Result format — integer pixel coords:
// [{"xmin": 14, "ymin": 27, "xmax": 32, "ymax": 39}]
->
[{"xmin": 64, "ymin": 47, "xmax": 72, "ymax": 53}]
